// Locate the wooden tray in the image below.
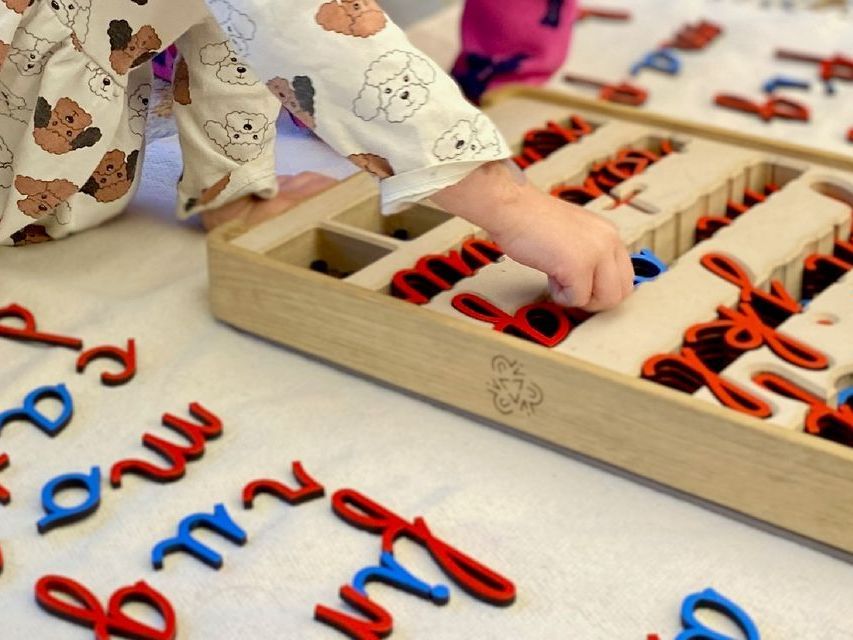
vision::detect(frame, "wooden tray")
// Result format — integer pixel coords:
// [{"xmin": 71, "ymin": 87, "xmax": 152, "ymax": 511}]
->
[{"xmin": 207, "ymin": 87, "xmax": 853, "ymax": 555}]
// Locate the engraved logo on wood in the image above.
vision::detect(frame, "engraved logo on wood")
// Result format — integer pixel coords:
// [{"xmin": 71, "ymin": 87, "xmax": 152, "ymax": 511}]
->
[{"xmin": 487, "ymin": 356, "xmax": 543, "ymax": 416}]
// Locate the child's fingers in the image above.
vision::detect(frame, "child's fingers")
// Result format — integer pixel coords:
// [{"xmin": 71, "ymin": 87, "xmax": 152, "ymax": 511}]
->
[
  {"xmin": 615, "ymin": 246, "xmax": 635, "ymax": 297},
  {"xmin": 548, "ymin": 276, "xmax": 573, "ymax": 307},
  {"xmin": 584, "ymin": 255, "xmax": 625, "ymax": 312},
  {"xmin": 277, "ymin": 172, "xmax": 337, "ymax": 197},
  {"xmin": 548, "ymin": 263, "xmax": 594, "ymax": 308}
]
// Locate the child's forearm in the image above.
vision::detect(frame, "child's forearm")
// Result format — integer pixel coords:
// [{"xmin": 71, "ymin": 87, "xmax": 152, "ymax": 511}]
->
[
  {"xmin": 431, "ymin": 160, "xmax": 539, "ymax": 244},
  {"xmin": 431, "ymin": 160, "xmax": 634, "ymax": 311}
]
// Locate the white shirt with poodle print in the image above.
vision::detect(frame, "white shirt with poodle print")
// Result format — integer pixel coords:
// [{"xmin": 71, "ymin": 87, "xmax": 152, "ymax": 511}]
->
[{"xmin": 0, "ymin": 0, "xmax": 509, "ymax": 246}]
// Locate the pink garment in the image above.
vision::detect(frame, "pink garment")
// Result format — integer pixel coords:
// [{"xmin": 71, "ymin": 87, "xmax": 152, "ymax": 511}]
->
[
  {"xmin": 153, "ymin": 46, "xmax": 179, "ymax": 82},
  {"xmin": 452, "ymin": 0, "xmax": 578, "ymax": 103}
]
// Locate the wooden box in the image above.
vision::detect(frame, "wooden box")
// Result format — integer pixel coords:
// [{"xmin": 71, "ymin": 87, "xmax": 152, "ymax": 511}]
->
[{"xmin": 207, "ymin": 87, "xmax": 853, "ymax": 555}]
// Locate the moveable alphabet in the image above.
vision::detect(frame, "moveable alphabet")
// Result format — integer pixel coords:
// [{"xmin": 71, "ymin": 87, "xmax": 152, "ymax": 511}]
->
[
  {"xmin": 700, "ymin": 253, "xmax": 801, "ymax": 325},
  {"xmin": 151, "ymin": 503, "xmax": 247, "ymax": 570},
  {"xmin": 35, "ymin": 574, "xmax": 177, "ymax": 640},
  {"xmin": 111, "ymin": 402, "xmax": 222, "ymax": 487},
  {"xmin": 76, "ymin": 339, "xmax": 137, "ymax": 386},
  {"xmin": 0, "ymin": 303, "xmax": 82, "ymax": 350},
  {"xmin": 353, "ymin": 551, "xmax": 450, "ymax": 605},
  {"xmin": 391, "ymin": 239, "xmax": 502, "ymax": 305},
  {"xmin": 460, "ymin": 238, "xmax": 503, "ymax": 269},
  {"xmin": 391, "ymin": 253, "xmax": 472, "ymax": 304},
  {"xmin": 663, "ymin": 20, "xmax": 722, "ymax": 50},
  {"xmin": 243, "ymin": 460, "xmax": 325, "ymax": 508},
  {"xmin": 775, "ymin": 49, "xmax": 853, "ymax": 95},
  {"xmin": 451, "ymin": 293, "xmax": 572, "ymax": 348},
  {"xmin": 0, "ymin": 453, "xmax": 10, "ymax": 505},
  {"xmin": 514, "ymin": 116, "xmax": 593, "ymax": 168},
  {"xmin": 0, "ymin": 383, "xmax": 74, "ymax": 438},
  {"xmin": 753, "ymin": 373, "xmax": 853, "ymax": 447},
  {"xmin": 762, "ymin": 76, "xmax": 811, "ymax": 94},
  {"xmin": 631, "ymin": 249, "xmax": 668, "ymax": 286},
  {"xmin": 802, "ymin": 241, "xmax": 852, "ymax": 299},
  {"xmin": 552, "ymin": 176, "xmax": 607, "ymax": 205},
  {"xmin": 315, "ymin": 585, "xmax": 394, "ymax": 640},
  {"xmin": 839, "ymin": 387, "xmax": 853, "ymax": 410},
  {"xmin": 577, "ymin": 7, "xmax": 631, "ymax": 21},
  {"xmin": 685, "ymin": 304, "xmax": 828, "ymax": 371},
  {"xmin": 631, "ymin": 49, "xmax": 681, "ymax": 76},
  {"xmin": 562, "ymin": 73, "xmax": 648, "ymax": 106},
  {"xmin": 38, "ymin": 466, "xmax": 102, "ymax": 534},
  {"xmin": 642, "ymin": 348, "xmax": 772, "ymax": 418},
  {"xmin": 331, "ymin": 489, "xmax": 516, "ymax": 606},
  {"xmin": 714, "ymin": 94, "xmax": 810, "ymax": 123},
  {"xmin": 678, "ymin": 588, "xmax": 760, "ymax": 640}
]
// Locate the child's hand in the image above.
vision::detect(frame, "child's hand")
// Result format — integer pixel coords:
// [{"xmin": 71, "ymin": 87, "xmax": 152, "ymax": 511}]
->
[
  {"xmin": 432, "ymin": 161, "xmax": 633, "ymax": 312},
  {"xmin": 201, "ymin": 172, "xmax": 338, "ymax": 231}
]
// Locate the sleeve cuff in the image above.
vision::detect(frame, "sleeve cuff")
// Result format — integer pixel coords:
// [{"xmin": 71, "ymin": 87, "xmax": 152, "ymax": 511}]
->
[
  {"xmin": 176, "ymin": 168, "xmax": 279, "ymax": 220},
  {"xmin": 379, "ymin": 157, "xmax": 509, "ymax": 215}
]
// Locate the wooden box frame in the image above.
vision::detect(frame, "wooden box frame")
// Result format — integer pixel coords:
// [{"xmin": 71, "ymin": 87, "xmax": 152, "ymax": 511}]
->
[{"xmin": 208, "ymin": 87, "xmax": 853, "ymax": 556}]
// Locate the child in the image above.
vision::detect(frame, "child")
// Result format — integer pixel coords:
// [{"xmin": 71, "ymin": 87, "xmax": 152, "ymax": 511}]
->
[{"xmin": 0, "ymin": 0, "xmax": 631, "ymax": 312}]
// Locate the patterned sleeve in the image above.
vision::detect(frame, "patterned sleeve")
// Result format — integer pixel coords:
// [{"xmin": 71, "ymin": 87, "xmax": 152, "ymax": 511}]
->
[
  {"xmin": 204, "ymin": 0, "xmax": 510, "ymax": 213},
  {"xmin": 171, "ymin": 15, "xmax": 281, "ymax": 218}
]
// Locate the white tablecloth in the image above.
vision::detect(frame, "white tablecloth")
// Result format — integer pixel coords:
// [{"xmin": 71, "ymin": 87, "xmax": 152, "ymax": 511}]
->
[{"xmin": 2, "ymin": 20, "xmax": 853, "ymax": 640}]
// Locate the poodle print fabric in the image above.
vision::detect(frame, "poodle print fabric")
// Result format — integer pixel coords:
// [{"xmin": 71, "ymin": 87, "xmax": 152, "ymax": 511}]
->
[{"xmin": 0, "ymin": 0, "xmax": 508, "ymax": 245}]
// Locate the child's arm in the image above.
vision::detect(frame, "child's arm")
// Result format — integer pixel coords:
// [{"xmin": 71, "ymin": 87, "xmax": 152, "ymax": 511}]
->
[
  {"xmin": 431, "ymin": 160, "xmax": 633, "ymax": 311},
  {"xmin": 214, "ymin": 0, "xmax": 510, "ymax": 214},
  {"xmin": 195, "ymin": 0, "xmax": 632, "ymax": 310},
  {"xmin": 169, "ymin": 17, "xmax": 283, "ymax": 221}
]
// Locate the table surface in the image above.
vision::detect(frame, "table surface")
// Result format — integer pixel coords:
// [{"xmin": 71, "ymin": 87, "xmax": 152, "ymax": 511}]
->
[{"xmin": 3, "ymin": 5, "xmax": 853, "ymax": 639}]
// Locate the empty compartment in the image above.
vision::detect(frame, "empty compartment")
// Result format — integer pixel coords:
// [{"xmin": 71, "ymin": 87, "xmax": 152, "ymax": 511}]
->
[
  {"xmin": 265, "ymin": 228, "xmax": 392, "ymax": 279},
  {"xmin": 334, "ymin": 202, "xmax": 453, "ymax": 241}
]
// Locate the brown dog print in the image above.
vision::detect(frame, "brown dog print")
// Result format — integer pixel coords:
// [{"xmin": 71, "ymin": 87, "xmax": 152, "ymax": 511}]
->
[
  {"xmin": 316, "ymin": 0, "xmax": 386, "ymax": 38},
  {"xmin": 3, "ymin": 0, "xmax": 34, "ymax": 14},
  {"xmin": 0, "ymin": 41, "xmax": 9, "ymax": 68},
  {"xmin": 173, "ymin": 57, "xmax": 191, "ymax": 105},
  {"xmin": 108, "ymin": 20, "xmax": 162, "ymax": 75},
  {"xmin": 348, "ymin": 153, "xmax": 394, "ymax": 178},
  {"xmin": 33, "ymin": 96, "xmax": 102, "ymax": 154},
  {"xmin": 184, "ymin": 173, "xmax": 231, "ymax": 211},
  {"xmin": 267, "ymin": 76, "xmax": 315, "ymax": 128},
  {"xmin": 15, "ymin": 175, "xmax": 77, "ymax": 220},
  {"xmin": 80, "ymin": 149, "xmax": 140, "ymax": 203},
  {"xmin": 11, "ymin": 224, "xmax": 52, "ymax": 246}
]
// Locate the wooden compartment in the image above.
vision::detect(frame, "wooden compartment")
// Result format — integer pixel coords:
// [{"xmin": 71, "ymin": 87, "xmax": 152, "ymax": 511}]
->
[
  {"xmin": 208, "ymin": 87, "xmax": 853, "ymax": 555},
  {"xmin": 334, "ymin": 202, "xmax": 454, "ymax": 241}
]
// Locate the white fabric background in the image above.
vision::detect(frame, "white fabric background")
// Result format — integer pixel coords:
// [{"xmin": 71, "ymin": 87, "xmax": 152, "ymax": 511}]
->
[
  {"xmin": 3, "ymin": 3, "xmax": 853, "ymax": 638},
  {"xmin": 408, "ymin": 0, "xmax": 853, "ymax": 155}
]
